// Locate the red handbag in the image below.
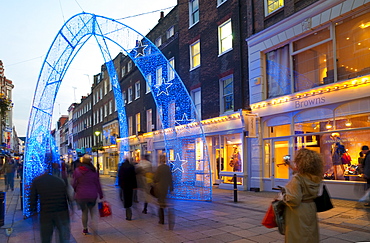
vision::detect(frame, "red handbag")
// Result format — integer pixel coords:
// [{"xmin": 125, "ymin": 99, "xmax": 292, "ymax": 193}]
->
[
  {"xmin": 98, "ymin": 201, "xmax": 112, "ymax": 217},
  {"xmin": 262, "ymin": 204, "xmax": 277, "ymax": 228}
]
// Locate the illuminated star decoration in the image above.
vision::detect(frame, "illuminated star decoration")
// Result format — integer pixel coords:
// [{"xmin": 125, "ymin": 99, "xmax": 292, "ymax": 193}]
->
[
  {"xmin": 175, "ymin": 113, "xmax": 196, "ymax": 126},
  {"xmin": 133, "ymin": 40, "xmax": 148, "ymax": 58},
  {"xmin": 154, "ymin": 77, "xmax": 173, "ymax": 96},
  {"xmin": 169, "ymin": 153, "xmax": 188, "ymax": 173}
]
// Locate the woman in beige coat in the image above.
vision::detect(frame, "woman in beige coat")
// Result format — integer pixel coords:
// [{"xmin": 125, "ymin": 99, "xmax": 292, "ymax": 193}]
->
[{"xmin": 283, "ymin": 148, "xmax": 323, "ymax": 243}]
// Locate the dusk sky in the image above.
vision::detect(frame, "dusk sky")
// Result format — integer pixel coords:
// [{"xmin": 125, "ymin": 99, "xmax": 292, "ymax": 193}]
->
[{"xmin": 0, "ymin": 0, "xmax": 176, "ymax": 136}]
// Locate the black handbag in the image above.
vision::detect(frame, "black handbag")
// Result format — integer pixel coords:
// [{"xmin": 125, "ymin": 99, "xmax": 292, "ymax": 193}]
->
[
  {"xmin": 271, "ymin": 199, "xmax": 285, "ymax": 235},
  {"xmin": 314, "ymin": 184, "xmax": 333, "ymax": 212}
]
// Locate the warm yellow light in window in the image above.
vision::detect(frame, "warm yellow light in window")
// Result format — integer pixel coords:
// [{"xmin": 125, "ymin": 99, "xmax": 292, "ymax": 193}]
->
[
  {"xmin": 359, "ymin": 22, "xmax": 370, "ymax": 29},
  {"xmin": 358, "ymin": 42, "xmax": 361, "ymax": 45},
  {"xmin": 346, "ymin": 37, "xmax": 350, "ymax": 40}
]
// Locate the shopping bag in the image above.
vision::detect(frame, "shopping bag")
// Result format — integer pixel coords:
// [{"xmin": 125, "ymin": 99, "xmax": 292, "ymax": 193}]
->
[
  {"xmin": 314, "ymin": 184, "xmax": 333, "ymax": 212},
  {"xmin": 261, "ymin": 203, "xmax": 277, "ymax": 228},
  {"xmin": 359, "ymin": 188, "xmax": 370, "ymax": 202},
  {"xmin": 272, "ymin": 199, "xmax": 285, "ymax": 235},
  {"xmin": 98, "ymin": 201, "xmax": 112, "ymax": 217}
]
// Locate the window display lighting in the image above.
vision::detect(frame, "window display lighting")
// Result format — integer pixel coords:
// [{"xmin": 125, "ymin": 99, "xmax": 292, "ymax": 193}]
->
[{"xmin": 23, "ymin": 13, "xmax": 211, "ymax": 218}]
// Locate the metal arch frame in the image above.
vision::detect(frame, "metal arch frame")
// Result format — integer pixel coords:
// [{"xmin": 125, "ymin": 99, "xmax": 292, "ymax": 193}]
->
[{"xmin": 23, "ymin": 13, "xmax": 211, "ymax": 217}]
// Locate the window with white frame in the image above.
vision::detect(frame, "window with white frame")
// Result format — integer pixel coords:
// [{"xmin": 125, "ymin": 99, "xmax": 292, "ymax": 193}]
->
[
  {"xmin": 155, "ymin": 36, "xmax": 162, "ymax": 47},
  {"xmin": 100, "ymin": 107, "xmax": 103, "ymax": 122},
  {"xmin": 168, "ymin": 57, "xmax": 175, "ymax": 81},
  {"xmin": 156, "ymin": 108, "xmax": 162, "ymax": 130},
  {"xmin": 166, "ymin": 26, "xmax": 174, "ymax": 39},
  {"xmin": 128, "ymin": 116, "xmax": 133, "ymax": 136},
  {"xmin": 99, "ymin": 87, "xmax": 102, "ymax": 100},
  {"xmin": 217, "ymin": 0, "xmax": 227, "ymax": 6},
  {"xmin": 135, "ymin": 112, "xmax": 141, "ymax": 134},
  {"xmin": 123, "ymin": 91, "xmax": 127, "ymax": 104},
  {"xmin": 135, "ymin": 81, "xmax": 140, "ymax": 99},
  {"xmin": 104, "ymin": 104, "xmax": 107, "ymax": 117},
  {"xmin": 156, "ymin": 66, "xmax": 163, "ymax": 86},
  {"xmin": 109, "ymin": 100, "xmax": 112, "ymax": 114},
  {"xmin": 190, "ymin": 40, "xmax": 200, "ymax": 69},
  {"xmin": 128, "ymin": 61, "xmax": 132, "ymax": 72},
  {"xmin": 220, "ymin": 75, "xmax": 234, "ymax": 113},
  {"xmin": 104, "ymin": 80, "xmax": 108, "ymax": 95},
  {"xmin": 189, "ymin": 0, "xmax": 199, "ymax": 27},
  {"xmin": 218, "ymin": 19, "xmax": 232, "ymax": 54},
  {"xmin": 146, "ymin": 109, "xmax": 152, "ymax": 132},
  {"xmin": 128, "ymin": 86, "xmax": 133, "ymax": 103},
  {"xmin": 192, "ymin": 89, "xmax": 201, "ymax": 119},
  {"xmin": 265, "ymin": 0, "xmax": 284, "ymax": 16},
  {"xmin": 146, "ymin": 73, "xmax": 152, "ymax": 94},
  {"xmin": 121, "ymin": 66, "xmax": 126, "ymax": 77}
]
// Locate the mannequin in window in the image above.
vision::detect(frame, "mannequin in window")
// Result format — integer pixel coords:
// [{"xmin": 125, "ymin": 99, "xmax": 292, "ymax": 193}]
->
[
  {"xmin": 331, "ymin": 134, "xmax": 346, "ymax": 180},
  {"xmin": 229, "ymin": 146, "xmax": 241, "ymax": 172},
  {"xmin": 216, "ymin": 151, "xmax": 224, "ymax": 179}
]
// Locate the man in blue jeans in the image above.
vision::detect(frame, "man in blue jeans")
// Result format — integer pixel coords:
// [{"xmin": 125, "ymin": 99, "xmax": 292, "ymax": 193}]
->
[{"xmin": 30, "ymin": 170, "xmax": 71, "ymax": 243}]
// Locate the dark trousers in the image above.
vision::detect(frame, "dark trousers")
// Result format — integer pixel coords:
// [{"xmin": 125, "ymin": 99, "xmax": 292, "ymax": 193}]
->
[{"xmin": 40, "ymin": 210, "xmax": 70, "ymax": 243}]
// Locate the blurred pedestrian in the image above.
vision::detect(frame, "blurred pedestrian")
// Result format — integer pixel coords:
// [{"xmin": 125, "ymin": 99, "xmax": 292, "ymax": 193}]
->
[
  {"xmin": 72, "ymin": 154, "xmax": 103, "ymax": 235},
  {"xmin": 281, "ymin": 148, "xmax": 323, "ymax": 243},
  {"xmin": 136, "ymin": 154, "xmax": 153, "ymax": 214},
  {"xmin": 118, "ymin": 158, "xmax": 137, "ymax": 220},
  {"xmin": 29, "ymin": 168, "xmax": 71, "ymax": 243},
  {"xmin": 1, "ymin": 155, "xmax": 17, "ymax": 191},
  {"xmin": 153, "ymin": 154, "xmax": 173, "ymax": 225},
  {"xmin": 361, "ymin": 145, "xmax": 370, "ymax": 206}
]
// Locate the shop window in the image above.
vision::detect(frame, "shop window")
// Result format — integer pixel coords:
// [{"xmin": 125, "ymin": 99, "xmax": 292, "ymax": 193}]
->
[
  {"xmin": 265, "ymin": 0, "xmax": 284, "ymax": 16},
  {"xmin": 218, "ymin": 19, "xmax": 232, "ymax": 55},
  {"xmin": 190, "ymin": 40, "xmax": 200, "ymax": 69},
  {"xmin": 266, "ymin": 124, "xmax": 290, "ymax": 137},
  {"xmin": 266, "ymin": 45, "xmax": 291, "ymax": 98},
  {"xmin": 293, "ymin": 27, "xmax": 333, "ymax": 92},
  {"xmin": 189, "ymin": 0, "xmax": 199, "ymax": 27},
  {"xmin": 336, "ymin": 11, "xmax": 370, "ymax": 81}
]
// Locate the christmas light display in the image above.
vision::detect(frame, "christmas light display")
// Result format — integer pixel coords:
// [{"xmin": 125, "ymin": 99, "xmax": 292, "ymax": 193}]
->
[{"xmin": 23, "ymin": 13, "xmax": 211, "ymax": 218}]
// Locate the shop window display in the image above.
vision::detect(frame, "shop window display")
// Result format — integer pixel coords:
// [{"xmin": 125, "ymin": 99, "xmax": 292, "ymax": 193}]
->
[{"xmin": 220, "ymin": 143, "xmax": 243, "ymax": 185}]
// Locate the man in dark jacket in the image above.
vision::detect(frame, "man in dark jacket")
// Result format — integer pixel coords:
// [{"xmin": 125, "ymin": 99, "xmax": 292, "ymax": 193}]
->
[
  {"xmin": 118, "ymin": 158, "xmax": 137, "ymax": 220},
  {"xmin": 30, "ymin": 172, "xmax": 71, "ymax": 243}
]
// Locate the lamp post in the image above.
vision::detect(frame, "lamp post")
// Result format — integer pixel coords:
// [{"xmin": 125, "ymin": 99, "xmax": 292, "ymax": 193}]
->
[{"xmin": 94, "ymin": 130, "xmax": 101, "ymax": 174}]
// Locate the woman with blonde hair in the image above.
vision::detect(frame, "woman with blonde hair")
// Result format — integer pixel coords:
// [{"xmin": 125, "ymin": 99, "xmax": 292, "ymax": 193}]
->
[{"xmin": 283, "ymin": 148, "xmax": 323, "ymax": 243}]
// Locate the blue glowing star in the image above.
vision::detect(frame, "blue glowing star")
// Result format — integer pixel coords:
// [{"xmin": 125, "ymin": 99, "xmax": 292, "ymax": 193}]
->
[
  {"xmin": 133, "ymin": 40, "xmax": 148, "ymax": 58},
  {"xmin": 176, "ymin": 113, "xmax": 196, "ymax": 125},
  {"xmin": 169, "ymin": 153, "xmax": 188, "ymax": 173},
  {"xmin": 155, "ymin": 78, "xmax": 173, "ymax": 96}
]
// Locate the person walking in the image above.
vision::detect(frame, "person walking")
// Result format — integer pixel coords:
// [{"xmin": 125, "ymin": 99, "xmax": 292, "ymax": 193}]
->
[
  {"xmin": 153, "ymin": 154, "xmax": 173, "ymax": 225},
  {"xmin": 72, "ymin": 154, "xmax": 103, "ymax": 235},
  {"xmin": 136, "ymin": 154, "xmax": 153, "ymax": 214},
  {"xmin": 29, "ymin": 169, "xmax": 71, "ymax": 243},
  {"xmin": 1, "ymin": 155, "xmax": 17, "ymax": 191},
  {"xmin": 118, "ymin": 158, "xmax": 137, "ymax": 220},
  {"xmin": 361, "ymin": 145, "xmax": 370, "ymax": 206},
  {"xmin": 281, "ymin": 148, "xmax": 323, "ymax": 243}
]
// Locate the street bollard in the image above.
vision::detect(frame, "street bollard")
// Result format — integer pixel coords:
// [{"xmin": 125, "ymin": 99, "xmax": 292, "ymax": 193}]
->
[
  {"xmin": 0, "ymin": 191, "xmax": 5, "ymax": 227},
  {"xmin": 233, "ymin": 174, "xmax": 237, "ymax": 202}
]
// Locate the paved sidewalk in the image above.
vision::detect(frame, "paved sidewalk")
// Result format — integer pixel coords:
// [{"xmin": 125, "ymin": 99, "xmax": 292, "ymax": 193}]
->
[{"xmin": 0, "ymin": 175, "xmax": 370, "ymax": 242}]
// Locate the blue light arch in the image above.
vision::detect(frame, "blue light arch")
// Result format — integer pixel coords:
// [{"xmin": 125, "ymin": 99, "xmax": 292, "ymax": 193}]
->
[{"xmin": 23, "ymin": 13, "xmax": 211, "ymax": 217}]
